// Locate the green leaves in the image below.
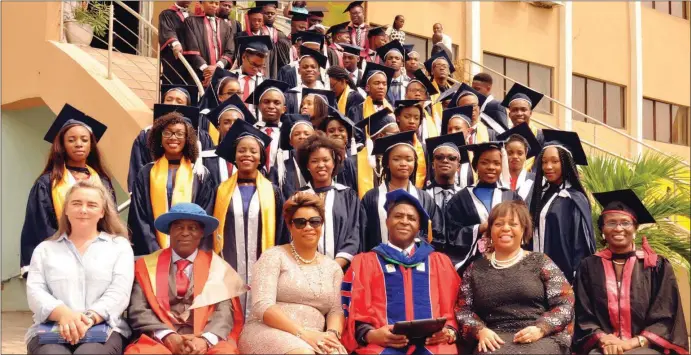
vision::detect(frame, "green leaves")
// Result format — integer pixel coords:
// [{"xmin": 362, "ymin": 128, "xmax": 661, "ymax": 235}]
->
[{"xmin": 73, "ymin": 2, "xmax": 110, "ymax": 38}]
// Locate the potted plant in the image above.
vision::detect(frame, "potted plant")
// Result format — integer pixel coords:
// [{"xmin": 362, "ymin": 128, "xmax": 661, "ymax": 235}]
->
[{"xmin": 64, "ymin": 1, "xmax": 109, "ymax": 45}]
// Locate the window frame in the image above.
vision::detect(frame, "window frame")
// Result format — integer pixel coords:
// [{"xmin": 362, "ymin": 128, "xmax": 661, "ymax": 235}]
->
[
  {"xmin": 643, "ymin": 97, "xmax": 690, "ymax": 146},
  {"xmin": 572, "ymin": 74, "xmax": 626, "ymax": 129},
  {"xmin": 646, "ymin": 1, "xmax": 689, "ymax": 19}
]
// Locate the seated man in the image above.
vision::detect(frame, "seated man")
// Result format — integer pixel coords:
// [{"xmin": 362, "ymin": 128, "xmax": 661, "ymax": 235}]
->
[
  {"xmin": 342, "ymin": 189, "xmax": 460, "ymax": 354},
  {"xmin": 125, "ymin": 203, "xmax": 246, "ymax": 355}
]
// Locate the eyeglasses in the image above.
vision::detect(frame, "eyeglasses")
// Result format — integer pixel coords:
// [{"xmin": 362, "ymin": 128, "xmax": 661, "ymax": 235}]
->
[
  {"xmin": 604, "ymin": 221, "xmax": 634, "ymax": 229},
  {"xmin": 434, "ymin": 154, "xmax": 459, "ymax": 162},
  {"xmin": 291, "ymin": 217, "xmax": 324, "ymax": 229},
  {"xmin": 162, "ymin": 130, "xmax": 186, "ymax": 139}
]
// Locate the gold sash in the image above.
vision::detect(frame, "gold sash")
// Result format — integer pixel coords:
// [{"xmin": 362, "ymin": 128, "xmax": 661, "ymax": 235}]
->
[
  {"xmin": 208, "ymin": 125, "xmax": 220, "ymax": 146},
  {"xmin": 356, "ymin": 97, "xmax": 393, "ymax": 198},
  {"xmin": 413, "ymin": 136, "xmax": 427, "ymax": 189},
  {"xmin": 337, "ymin": 86, "xmax": 353, "ymax": 114},
  {"xmin": 430, "ymin": 81, "xmax": 444, "ymax": 131},
  {"xmin": 150, "ymin": 157, "xmax": 194, "ymax": 249},
  {"xmin": 51, "ymin": 166, "xmax": 101, "ymax": 219}
]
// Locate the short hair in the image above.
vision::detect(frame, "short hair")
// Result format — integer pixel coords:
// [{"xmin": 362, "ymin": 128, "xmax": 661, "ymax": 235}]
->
[
  {"xmin": 470, "ymin": 146, "xmax": 501, "ymax": 171},
  {"xmin": 283, "ymin": 191, "xmax": 325, "ymax": 226},
  {"xmin": 394, "ymin": 15, "xmax": 403, "ymax": 21},
  {"xmin": 473, "ymin": 72, "xmax": 493, "ymax": 85},
  {"xmin": 484, "ymin": 200, "xmax": 532, "ymax": 245},
  {"xmin": 296, "ymin": 131, "xmax": 345, "ymax": 183},
  {"xmin": 147, "ymin": 112, "xmax": 199, "ymax": 162},
  {"xmin": 505, "ymin": 134, "xmax": 529, "ymax": 152}
]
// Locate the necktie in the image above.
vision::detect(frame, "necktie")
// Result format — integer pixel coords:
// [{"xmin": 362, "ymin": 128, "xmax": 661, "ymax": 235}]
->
[
  {"xmin": 242, "ymin": 76, "xmax": 251, "ymax": 102},
  {"xmin": 468, "ymin": 128, "xmax": 476, "ymax": 144},
  {"xmin": 226, "ymin": 161, "xmax": 234, "ymax": 177},
  {"xmin": 175, "ymin": 259, "xmax": 191, "ymax": 298},
  {"xmin": 355, "ymin": 27, "xmax": 362, "ymax": 47},
  {"xmin": 391, "ymin": 80, "xmax": 402, "ymax": 101},
  {"xmin": 264, "ymin": 127, "xmax": 273, "ymax": 169}
]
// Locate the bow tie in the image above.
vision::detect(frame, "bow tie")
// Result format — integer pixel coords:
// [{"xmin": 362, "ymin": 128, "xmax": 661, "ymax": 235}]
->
[
  {"xmin": 390, "ymin": 81, "xmax": 402, "ymax": 87},
  {"xmin": 372, "ymin": 100, "xmax": 384, "ymax": 105}
]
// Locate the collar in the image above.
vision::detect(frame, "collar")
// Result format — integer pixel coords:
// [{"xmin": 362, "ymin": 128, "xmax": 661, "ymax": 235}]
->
[
  {"xmin": 350, "ymin": 22, "xmax": 366, "ymax": 29},
  {"xmin": 475, "ymin": 181, "xmax": 497, "ymax": 188},
  {"xmin": 172, "ymin": 248, "xmax": 199, "ymax": 263},
  {"xmin": 387, "ymin": 241, "xmax": 415, "ymax": 255},
  {"xmin": 431, "ymin": 180, "xmax": 456, "ymax": 190},
  {"xmin": 57, "ymin": 232, "xmax": 109, "ymax": 243},
  {"xmin": 175, "ymin": 4, "xmax": 188, "ymax": 12}
]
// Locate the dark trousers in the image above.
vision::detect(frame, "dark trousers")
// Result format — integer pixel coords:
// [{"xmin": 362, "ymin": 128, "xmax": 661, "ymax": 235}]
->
[{"xmin": 27, "ymin": 332, "xmax": 125, "ymax": 355}]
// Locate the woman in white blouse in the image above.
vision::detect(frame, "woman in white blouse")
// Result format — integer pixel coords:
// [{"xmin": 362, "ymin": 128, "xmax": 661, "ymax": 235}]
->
[{"xmin": 26, "ymin": 180, "xmax": 134, "ymax": 354}]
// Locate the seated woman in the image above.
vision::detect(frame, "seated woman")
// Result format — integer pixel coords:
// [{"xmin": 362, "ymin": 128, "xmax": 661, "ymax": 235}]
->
[
  {"xmin": 26, "ymin": 180, "xmax": 134, "ymax": 354},
  {"xmin": 360, "ymin": 131, "xmax": 442, "ymax": 252},
  {"xmin": 297, "ymin": 132, "xmax": 361, "ymax": 269},
  {"xmin": 274, "ymin": 115, "xmax": 315, "ymax": 200},
  {"xmin": 212, "ymin": 119, "xmax": 286, "ymax": 313},
  {"xmin": 441, "ymin": 105, "xmax": 475, "ymax": 189},
  {"xmin": 455, "ymin": 200, "xmax": 574, "ymax": 354},
  {"xmin": 128, "ymin": 108, "xmax": 216, "ymax": 256},
  {"xmin": 573, "ymin": 189, "xmax": 689, "ymax": 355},
  {"xmin": 239, "ymin": 192, "xmax": 347, "ymax": 355},
  {"xmin": 343, "ymin": 189, "xmax": 460, "ymax": 355},
  {"xmin": 300, "ymin": 88, "xmax": 334, "ymax": 129},
  {"xmin": 496, "ymin": 122, "xmax": 541, "ymax": 201},
  {"xmin": 21, "ymin": 104, "xmax": 115, "ymax": 276}
]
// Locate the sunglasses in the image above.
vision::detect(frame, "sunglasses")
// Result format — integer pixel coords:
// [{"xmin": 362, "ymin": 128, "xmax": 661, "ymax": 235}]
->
[
  {"xmin": 291, "ymin": 217, "xmax": 324, "ymax": 229},
  {"xmin": 433, "ymin": 154, "xmax": 459, "ymax": 162}
]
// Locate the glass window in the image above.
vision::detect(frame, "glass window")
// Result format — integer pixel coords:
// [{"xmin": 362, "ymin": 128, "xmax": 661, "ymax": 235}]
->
[
  {"xmin": 586, "ymin": 79, "xmax": 604, "ymax": 123},
  {"xmin": 671, "ymin": 105, "xmax": 690, "ymax": 145},
  {"xmin": 656, "ymin": 1, "xmax": 671, "ymax": 15},
  {"xmin": 572, "ymin": 76, "xmax": 587, "ymax": 122},
  {"xmin": 643, "ymin": 99, "xmax": 655, "ymax": 141},
  {"xmin": 670, "ymin": 1, "xmax": 685, "ymax": 18},
  {"xmin": 405, "ymin": 34, "xmax": 429, "ymax": 62},
  {"xmin": 642, "ymin": 1, "xmax": 654, "ymax": 8},
  {"xmin": 605, "ymin": 83, "xmax": 624, "ymax": 128},
  {"xmin": 529, "ymin": 63, "xmax": 552, "ymax": 114},
  {"xmin": 483, "ymin": 53, "xmax": 505, "ymax": 101},
  {"xmin": 655, "ymin": 101, "xmax": 672, "ymax": 143},
  {"xmin": 506, "ymin": 58, "xmax": 528, "ymax": 88}
]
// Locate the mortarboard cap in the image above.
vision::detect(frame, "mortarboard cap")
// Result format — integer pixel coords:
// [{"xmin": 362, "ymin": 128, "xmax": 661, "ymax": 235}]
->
[
  {"xmin": 247, "ymin": 6, "xmax": 264, "ymax": 15},
  {"xmin": 326, "ymin": 21, "xmax": 350, "ymax": 36},
  {"xmin": 207, "ymin": 94, "xmax": 257, "ymax": 129},
  {"xmin": 321, "ymin": 106, "xmax": 361, "ymax": 140},
  {"xmin": 161, "ymin": 84, "xmax": 199, "ymax": 106},
  {"xmin": 279, "ymin": 114, "xmax": 313, "ymax": 150},
  {"xmin": 356, "ymin": 107, "xmax": 396, "ymax": 137},
  {"xmin": 423, "ymin": 50, "xmax": 455, "ymax": 75},
  {"xmin": 385, "ymin": 188, "xmax": 430, "ymax": 228},
  {"xmin": 441, "ymin": 106, "xmax": 473, "ymax": 135},
  {"xmin": 360, "ymin": 62, "xmax": 396, "ymax": 89},
  {"xmin": 215, "ymin": 118, "xmax": 272, "ymax": 165},
  {"xmin": 340, "ymin": 43, "xmax": 363, "ymax": 57},
  {"xmin": 367, "ymin": 25, "xmax": 387, "ymax": 38},
  {"xmin": 199, "ymin": 68, "xmax": 240, "ymax": 111},
  {"xmin": 298, "ymin": 45, "xmax": 328, "ymax": 68},
  {"xmin": 409, "ymin": 69, "xmax": 439, "ymax": 96},
  {"xmin": 236, "ymin": 35, "xmax": 273, "ymax": 54},
  {"xmin": 244, "ymin": 79, "xmax": 291, "ymax": 106},
  {"xmin": 290, "ymin": 11, "xmax": 309, "ymax": 22},
  {"xmin": 372, "ymin": 130, "xmax": 416, "ymax": 156},
  {"xmin": 44, "ymin": 104, "xmax": 107, "ymax": 144},
  {"xmin": 496, "ymin": 122, "xmax": 541, "ymax": 159},
  {"xmin": 425, "ymin": 132, "xmax": 468, "ymax": 164},
  {"xmin": 153, "ymin": 104, "xmax": 201, "ymax": 131},
  {"xmin": 302, "ymin": 88, "xmax": 336, "ymax": 107},
  {"xmin": 403, "ymin": 44, "xmax": 418, "ymax": 60},
  {"xmin": 462, "ymin": 141, "xmax": 505, "ymax": 163},
  {"xmin": 592, "ymin": 189, "xmax": 655, "ymax": 225},
  {"xmin": 376, "ymin": 40, "xmax": 405, "ymax": 61},
  {"xmin": 434, "ymin": 83, "xmax": 461, "ymax": 105},
  {"xmin": 450, "ymin": 83, "xmax": 487, "ymax": 109},
  {"xmin": 343, "ymin": 1, "xmax": 364, "ymax": 13},
  {"xmin": 500, "ymin": 82, "xmax": 544, "ymax": 110},
  {"xmin": 394, "ymin": 99, "xmax": 425, "ymax": 116},
  {"xmin": 541, "ymin": 129, "xmax": 588, "ymax": 165},
  {"xmin": 291, "ymin": 30, "xmax": 325, "ymax": 46}
]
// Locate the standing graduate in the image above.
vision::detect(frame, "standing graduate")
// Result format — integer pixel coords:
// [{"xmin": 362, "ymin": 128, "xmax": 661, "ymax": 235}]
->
[
  {"xmin": 347, "ymin": 62, "xmax": 396, "ymax": 124},
  {"xmin": 284, "ymin": 45, "xmax": 329, "ymax": 114},
  {"xmin": 297, "ymin": 132, "xmax": 361, "ymax": 269},
  {"xmin": 230, "ymin": 35, "xmax": 271, "ymax": 116},
  {"xmin": 244, "ymin": 79, "xmax": 291, "ymax": 170},
  {"xmin": 325, "ymin": 21, "xmax": 351, "ymax": 67},
  {"xmin": 258, "ymin": 1, "xmax": 292, "ymax": 76},
  {"xmin": 496, "ymin": 122, "xmax": 540, "ymax": 201},
  {"xmin": 405, "ymin": 69, "xmax": 440, "ymax": 133},
  {"xmin": 364, "ymin": 25, "xmax": 388, "ymax": 64},
  {"xmin": 441, "ymin": 105, "xmax": 475, "ymax": 188},
  {"xmin": 359, "ymin": 131, "xmax": 442, "ymax": 252},
  {"xmin": 527, "ymin": 129, "xmax": 595, "ymax": 283},
  {"xmin": 501, "ymin": 82, "xmax": 546, "ymax": 172},
  {"xmin": 352, "ymin": 107, "xmax": 400, "ymax": 198},
  {"xmin": 20, "ymin": 104, "xmax": 113, "ymax": 275},
  {"xmin": 211, "ymin": 119, "xmax": 286, "ymax": 313},
  {"xmin": 298, "ymin": 87, "xmax": 334, "ymax": 128},
  {"xmin": 273, "ymin": 114, "xmax": 314, "ymax": 200},
  {"xmin": 451, "ymin": 83, "xmax": 506, "ymax": 136},
  {"xmin": 158, "ymin": 1, "xmax": 192, "ymax": 85},
  {"xmin": 320, "ymin": 108, "xmax": 360, "ymax": 187},
  {"xmin": 128, "ymin": 106, "xmax": 216, "ymax": 256},
  {"xmin": 393, "ymin": 99, "xmax": 429, "ymax": 188},
  {"xmin": 444, "ymin": 141, "xmax": 522, "ymax": 273},
  {"xmin": 375, "ymin": 40, "xmax": 409, "ymax": 104},
  {"xmin": 340, "ymin": 43, "xmax": 366, "ymax": 87},
  {"xmin": 201, "ymin": 94, "xmax": 257, "ymax": 185},
  {"xmin": 424, "ymin": 50, "xmax": 455, "ymax": 125},
  {"xmin": 471, "ymin": 72, "xmax": 510, "ymax": 130},
  {"xmin": 326, "ymin": 65, "xmax": 364, "ymax": 116},
  {"xmin": 278, "ymin": 31, "xmax": 326, "ymax": 88},
  {"xmin": 573, "ymin": 189, "xmax": 689, "ymax": 355},
  {"xmin": 197, "ymin": 67, "xmax": 239, "ymax": 145},
  {"xmin": 344, "ymin": 1, "xmax": 369, "ymax": 53}
]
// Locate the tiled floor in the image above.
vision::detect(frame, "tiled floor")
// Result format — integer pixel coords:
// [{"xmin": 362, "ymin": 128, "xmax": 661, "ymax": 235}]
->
[{"xmin": 1, "ymin": 312, "xmax": 33, "ymax": 354}]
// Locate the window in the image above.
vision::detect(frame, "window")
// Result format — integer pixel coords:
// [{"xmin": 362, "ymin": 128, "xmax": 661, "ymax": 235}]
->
[
  {"xmin": 643, "ymin": 98, "xmax": 690, "ymax": 146},
  {"xmin": 642, "ymin": 1, "xmax": 688, "ymax": 19},
  {"xmin": 572, "ymin": 75, "xmax": 626, "ymax": 128},
  {"xmin": 482, "ymin": 52, "xmax": 553, "ymax": 114},
  {"xmin": 402, "ymin": 32, "xmax": 459, "ymax": 63}
]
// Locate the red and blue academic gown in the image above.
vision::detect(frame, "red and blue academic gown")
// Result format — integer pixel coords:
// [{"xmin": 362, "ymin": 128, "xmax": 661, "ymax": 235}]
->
[
  {"xmin": 342, "ymin": 241, "xmax": 460, "ymax": 354},
  {"xmin": 573, "ymin": 242, "xmax": 689, "ymax": 355}
]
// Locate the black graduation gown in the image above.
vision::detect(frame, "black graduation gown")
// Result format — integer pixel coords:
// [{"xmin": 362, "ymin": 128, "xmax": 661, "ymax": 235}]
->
[
  {"xmin": 271, "ymin": 33, "xmax": 292, "ymax": 80},
  {"xmin": 423, "ymin": 182, "xmax": 462, "ymax": 242},
  {"xmin": 574, "ymin": 254, "xmax": 689, "ymax": 355},
  {"xmin": 529, "ymin": 187, "xmax": 595, "ymax": 283},
  {"xmin": 483, "ymin": 99, "xmax": 509, "ymax": 131},
  {"xmin": 336, "ymin": 156, "xmax": 358, "ymax": 190},
  {"xmin": 359, "ymin": 183, "xmax": 443, "ymax": 252},
  {"xmin": 444, "ymin": 185, "xmax": 522, "ymax": 272},
  {"xmin": 284, "ymin": 90, "xmax": 301, "ymax": 115},
  {"xmin": 183, "ymin": 15, "xmax": 235, "ymax": 78},
  {"xmin": 128, "ymin": 163, "xmax": 216, "ymax": 256},
  {"xmin": 327, "ymin": 47, "xmax": 340, "ymax": 67},
  {"xmin": 347, "ymin": 101, "xmax": 366, "ymax": 124},
  {"xmin": 277, "ymin": 63, "xmax": 298, "ymax": 88},
  {"xmin": 159, "ymin": 7, "xmax": 190, "ymax": 85},
  {"xmin": 300, "ymin": 184, "xmax": 361, "ymax": 260},
  {"xmin": 272, "ymin": 152, "xmax": 306, "ymax": 200},
  {"xmin": 20, "ymin": 173, "xmax": 116, "ymax": 271},
  {"xmin": 337, "ymin": 90, "xmax": 365, "ymax": 117}
]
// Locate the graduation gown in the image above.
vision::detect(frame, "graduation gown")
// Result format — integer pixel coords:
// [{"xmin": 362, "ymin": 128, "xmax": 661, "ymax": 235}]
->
[
  {"xmin": 200, "ymin": 150, "xmax": 235, "ymax": 187},
  {"xmin": 341, "ymin": 242, "xmax": 460, "ymax": 354},
  {"xmin": 574, "ymin": 248, "xmax": 689, "ymax": 355},
  {"xmin": 336, "ymin": 87, "xmax": 365, "ymax": 116},
  {"xmin": 284, "ymin": 82, "xmax": 327, "ymax": 114},
  {"xmin": 443, "ymin": 184, "xmax": 522, "ymax": 272},
  {"xmin": 359, "ymin": 182, "xmax": 443, "ymax": 252},
  {"xmin": 183, "ymin": 15, "xmax": 235, "ymax": 77},
  {"xmin": 272, "ymin": 150, "xmax": 307, "ymax": 200},
  {"xmin": 300, "ymin": 183, "xmax": 361, "ymax": 261},
  {"xmin": 20, "ymin": 172, "xmax": 115, "ymax": 273},
  {"xmin": 277, "ymin": 63, "xmax": 298, "ymax": 88},
  {"xmin": 480, "ymin": 96, "xmax": 509, "ymax": 131},
  {"xmin": 159, "ymin": 6, "xmax": 190, "ymax": 85},
  {"xmin": 511, "ymin": 170, "xmax": 536, "ymax": 203},
  {"xmin": 424, "ymin": 182, "xmax": 462, "ymax": 240},
  {"xmin": 254, "ymin": 122, "xmax": 281, "ymax": 170},
  {"xmin": 128, "ymin": 162, "xmax": 216, "ymax": 256}
]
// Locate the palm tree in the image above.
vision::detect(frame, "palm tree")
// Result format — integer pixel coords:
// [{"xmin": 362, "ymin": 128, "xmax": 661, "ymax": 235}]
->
[{"xmin": 579, "ymin": 152, "xmax": 690, "ymax": 276}]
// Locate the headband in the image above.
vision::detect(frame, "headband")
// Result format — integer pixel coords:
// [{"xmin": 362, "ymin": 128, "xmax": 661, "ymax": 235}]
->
[
  {"xmin": 305, "ymin": 93, "xmax": 328, "ymax": 105},
  {"xmin": 385, "ymin": 49, "xmax": 403, "ymax": 59},
  {"xmin": 385, "ymin": 142, "xmax": 415, "ymax": 153},
  {"xmin": 258, "ymin": 87, "xmax": 286, "ymax": 103},
  {"xmin": 509, "ymin": 93, "xmax": 532, "ymax": 107},
  {"xmin": 366, "ymin": 70, "xmax": 387, "ymax": 84},
  {"xmin": 450, "ymin": 113, "xmax": 471, "ymax": 124},
  {"xmin": 541, "ymin": 144, "xmax": 573, "ymax": 158},
  {"xmin": 62, "ymin": 119, "xmax": 93, "ymax": 133},
  {"xmin": 165, "ymin": 87, "xmax": 191, "ymax": 103},
  {"xmin": 289, "ymin": 120, "xmax": 314, "ymax": 136},
  {"xmin": 432, "ymin": 142, "xmax": 460, "ymax": 155},
  {"xmin": 219, "ymin": 105, "xmax": 245, "ymax": 120},
  {"xmin": 371, "ymin": 121, "xmax": 397, "ymax": 137},
  {"xmin": 236, "ymin": 133, "xmax": 266, "ymax": 147},
  {"xmin": 432, "ymin": 57, "xmax": 448, "ymax": 67},
  {"xmin": 601, "ymin": 210, "xmax": 637, "ymax": 223}
]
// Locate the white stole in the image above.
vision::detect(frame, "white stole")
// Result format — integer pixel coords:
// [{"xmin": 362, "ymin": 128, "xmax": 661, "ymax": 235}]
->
[
  {"xmin": 515, "ymin": 170, "xmax": 534, "ymax": 200},
  {"xmin": 534, "ymin": 182, "xmax": 572, "ymax": 253},
  {"xmin": 455, "ymin": 186, "xmax": 504, "ymax": 270},
  {"xmin": 304, "ymin": 182, "xmax": 348, "ymax": 259},
  {"xmin": 231, "ymin": 185, "xmax": 260, "ymax": 317}
]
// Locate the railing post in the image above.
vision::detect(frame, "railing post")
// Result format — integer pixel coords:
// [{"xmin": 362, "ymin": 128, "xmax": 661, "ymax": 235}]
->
[
  {"xmin": 107, "ymin": 4, "xmax": 114, "ymax": 79},
  {"xmin": 60, "ymin": 2, "xmax": 65, "ymax": 42}
]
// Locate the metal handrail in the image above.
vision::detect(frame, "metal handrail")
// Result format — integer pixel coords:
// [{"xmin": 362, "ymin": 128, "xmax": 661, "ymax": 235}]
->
[{"xmin": 461, "ymin": 58, "xmax": 690, "ymax": 167}]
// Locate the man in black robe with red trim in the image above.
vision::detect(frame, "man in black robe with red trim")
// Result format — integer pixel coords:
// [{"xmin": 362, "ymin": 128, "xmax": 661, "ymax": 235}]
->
[{"xmin": 159, "ymin": 1, "xmax": 192, "ymax": 85}]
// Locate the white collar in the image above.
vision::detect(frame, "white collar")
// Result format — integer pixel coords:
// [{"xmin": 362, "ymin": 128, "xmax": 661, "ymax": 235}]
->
[
  {"xmin": 388, "ymin": 242, "xmax": 415, "ymax": 255},
  {"xmin": 175, "ymin": 4, "xmax": 188, "ymax": 11},
  {"xmin": 172, "ymin": 248, "xmax": 198, "ymax": 263}
]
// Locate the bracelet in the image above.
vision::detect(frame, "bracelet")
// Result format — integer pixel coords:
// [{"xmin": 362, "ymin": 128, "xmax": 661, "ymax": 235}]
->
[
  {"xmin": 295, "ymin": 329, "xmax": 304, "ymax": 339},
  {"xmin": 637, "ymin": 336, "xmax": 647, "ymax": 348},
  {"xmin": 327, "ymin": 328, "xmax": 341, "ymax": 340}
]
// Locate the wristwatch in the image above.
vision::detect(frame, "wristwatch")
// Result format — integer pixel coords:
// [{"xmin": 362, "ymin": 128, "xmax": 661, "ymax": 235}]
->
[
  {"xmin": 327, "ymin": 328, "xmax": 342, "ymax": 340},
  {"xmin": 637, "ymin": 335, "xmax": 647, "ymax": 348},
  {"xmin": 84, "ymin": 311, "xmax": 98, "ymax": 325}
]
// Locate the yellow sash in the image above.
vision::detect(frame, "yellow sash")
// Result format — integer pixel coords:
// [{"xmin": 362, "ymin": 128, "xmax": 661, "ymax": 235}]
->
[
  {"xmin": 51, "ymin": 166, "xmax": 100, "ymax": 219},
  {"xmin": 212, "ymin": 172, "xmax": 275, "ymax": 254},
  {"xmin": 523, "ymin": 122, "xmax": 540, "ymax": 172},
  {"xmin": 423, "ymin": 110, "xmax": 439, "ymax": 139},
  {"xmin": 337, "ymin": 86, "xmax": 353, "ymax": 114},
  {"xmin": 150, "ymin": 157, "xmax": 194, "ymax": 249},
  {"xmin": 356, "ymin": 97, "xmax": 394, "ymax": 198},
  {"xmin": 413, "ymin": 136, "xmax": 427, "ymax": 189},
  {"xmin": 208, "ymin": 125, "xmax": 220, "ymax": 146},
  {"xmin": 429, "ymin": 81, "xmax": 444, "ymax": 131}
]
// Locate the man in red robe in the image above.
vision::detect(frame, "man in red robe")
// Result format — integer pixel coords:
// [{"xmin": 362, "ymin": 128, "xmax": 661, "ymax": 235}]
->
[
  {"xmin": 125, "ymin": 203, "xmax": 246, "ymax": 354},
  {"xmin": 342, "ymin": 189, "xmax": 460, "ymax": 354}
]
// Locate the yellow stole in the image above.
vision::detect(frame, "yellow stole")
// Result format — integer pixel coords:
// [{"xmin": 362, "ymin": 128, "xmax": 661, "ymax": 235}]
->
[
  {"xmin": 423, "ymin": 110, "xmax": 439, "ymax": 139},
  {"xmin": 208, "ymin": 125, "xmax": 220, "ymax": 146},
  {"xmin": 524, "ymin": 122, "xmax": 540, "ymax": 172},
  {"xmin": 150, "ymin": 157, "xmax": 194, "ymax": 249},
  {"xmin": 337, "ymin": 86, "xmax": 353, "ymax": 114},
  {"xmin": 429, "ymin": 81, "xmax": 444, "ymax": 130},
  {"xmin": 212, "ymin": 172, "xmax": 275, "ymax": 255},
  {"xmin": 51, "ymin": 166, "xmax": 100, "ymax": 219},
  {"xmin": 356, "ymin": 97, "xmax": 394, "ymax": 199},
  {"xmin": 413, "ymin": 136, "xmax": 427, "ymax": 189}
]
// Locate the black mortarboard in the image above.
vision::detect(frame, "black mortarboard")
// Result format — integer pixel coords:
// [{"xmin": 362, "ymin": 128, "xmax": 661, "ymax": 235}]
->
[
  {"xmin": 376, "ymin": 39, "xmax": 405, "ymax": 61},
  {"xmin": 367, "ymin": 25, "xmax": 387, "ymax": 38},
  {"xmin": 326, "ymin": 21, "xmax": 350, "ymax": 36},
  {"xmin": 244, "ymin": 79, "xmax": 291, "ymax": 106},
  {"xmin": 279, "ymin": 114, "xmax": 313, "ymax": 150},
  {"xmin": 441, "ymin": 106, "xmax": 473, "ymax": 134},
  {"xmin": 372, "ymin": 130, "xmax": 415, "ymax": 156},
  {"xmin": 321, "ymin": 106, "xmax": 361, "ymax": 140},
  {"xmin": 44, "ymin": 104, "xmax": 107, "ymax": 144},
  {"xmin": 403, "ymin": 44, "xmax": 418, "ymax": 60},
  {"xmin": 394, "ymin": 99, "xmax": 425, "ymax": 117},
  {"xmin": 199, "ymin": 68, "xmax": 240, "ymax": 111},
  {"xmin": 215, "ymin": 118, "xmax": 271, "ymax": 165},
  {"xmin": 541, "ymin": 129, "xmax": 588, "ymax": 165},
  {"xmin": 462, "ymin": 141, "xmax": 505, "ymax": 162},
  {"xmin": 236, "ymin": 35, "xmax": 273, "ymax": 54},
  {"xmin": 450, "ymin": 83, "xmax": 487, "ymax": 109},
  {"xmin": 425, "ymin": 132, "xmax": 468, "ymax": 164},
  {"xmin": 161, "ymin": 84, "xmax": 199, "ymax": 106},
  {"xmin": 340, "ymin": 43, "xmax": 363, "ymax": 57},
  {"xmin": 409, "ymin": 69, "xmax": 438, "ymax": 96},
  {"xmin": 593, "ymin": 189, "xmax": 656, "ymax": 225},
  {"xmin": 299, "ymin": 45, "xmax": 328, "ymax": 68},
  {"xmin": 290, "ymin": 11, "xmax": 309, "ymax": 22},
  {"xmin": 434, "ymin": 83, "xmax": 461, "ymax": 105},
  {"xmin": 500, "ymin": 82, "xmax": 544, "ymax": 110},
  {"xmin": 257, "ymin": 1, "xmax": 278, "ymax": 7},
  {"xmin": 496, "ymin": 122, "xmax": 541, "ymax": 159},
  {"xmin": 291, "ymin": 30, "xmax": 324, "ymax": 46},
  {"xmin": 355, "ymin": 107, "xmax": 395, "ymax": 136},
  {"xmin": 247, "ymin": 6, "xmax": 264, "ymax": 15},
  {"xmin": 359, "ymin": 62, "xmax": 395, "ymax": 89},
  {"xmin": 207, "ymin": 94, "xmax": 257, "ymax": 128},
  {"xmin": 302, "ymin": 88, "xmax": 336, "ymax": 107},
  {"xmin": 343, "ymin": 1, "xmax": 364, "ymax": 13},
  {"xmin": 153, "ymin": 104, "xmax": 201, "ymax": 130},
  {"xmin": 423, "ymin": 50, "xmax": 455, "ymax": 74}
]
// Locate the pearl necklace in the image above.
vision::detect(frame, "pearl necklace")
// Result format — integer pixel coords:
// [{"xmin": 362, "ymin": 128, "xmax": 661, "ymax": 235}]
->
[
  {"xmin": 291, "ymin": 241, "xmax": 317, "ymax": 265},
  {"xmin": 490, "ymin": 249, "xmax": 525, "ymax": 269}
]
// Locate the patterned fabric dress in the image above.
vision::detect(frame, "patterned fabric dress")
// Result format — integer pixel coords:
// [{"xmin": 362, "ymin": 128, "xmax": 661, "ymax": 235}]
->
[{"xmin": 455, "ymin": 252, "xmax": 574, "ymax": 354}]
